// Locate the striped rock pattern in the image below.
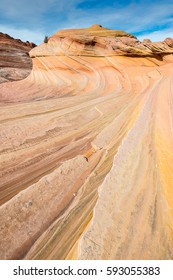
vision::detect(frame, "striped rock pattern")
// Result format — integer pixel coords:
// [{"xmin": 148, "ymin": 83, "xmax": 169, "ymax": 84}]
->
[
  {"xmin": 0, "ymin": 32, "xmax": 36, "ymax": 84},
  {"xmin": 0, "ymin": 25, "xmax": 173, "ymax": 260}
]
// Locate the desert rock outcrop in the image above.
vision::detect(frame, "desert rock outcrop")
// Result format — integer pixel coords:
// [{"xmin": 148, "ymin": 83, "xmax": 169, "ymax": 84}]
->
[
  {"xmin": 0, "ymin": 25, "xmax": 173, "ymax": 260},
  {"xmin": 0, "ymin": 32, "xmax": 36, "ymax": 83}
]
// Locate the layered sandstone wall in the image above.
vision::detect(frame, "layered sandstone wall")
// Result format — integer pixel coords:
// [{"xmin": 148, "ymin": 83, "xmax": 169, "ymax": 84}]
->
[{"xmin": 0, "ymin": 32, "xmax": 36, "ymax": 83}]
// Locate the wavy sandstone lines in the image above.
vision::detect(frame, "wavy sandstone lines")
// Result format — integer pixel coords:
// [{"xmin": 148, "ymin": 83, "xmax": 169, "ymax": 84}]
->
[
  {"xmin": 79, "ymin": 73, "xmax": 173, "ymax": 260},
  {"xmin": 0, "ymin": 25, "xmax": 173, "ymax": 260}
]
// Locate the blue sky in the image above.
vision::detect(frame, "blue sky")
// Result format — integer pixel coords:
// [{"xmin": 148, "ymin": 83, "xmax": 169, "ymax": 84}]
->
[{"xmin": 0, "ymin": 0, "xmax": 173, "ymax": 44}]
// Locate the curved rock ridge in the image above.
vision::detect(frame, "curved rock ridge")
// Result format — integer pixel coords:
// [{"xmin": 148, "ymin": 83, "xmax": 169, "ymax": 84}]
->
[
  {"xmin": 30, "ymin": 25, "xmax": 173, "ymax": 58},
  {"xmin": 0, "ymin": 32, "xmax": 36, "ymax": 83},
  {"xmin": 0, "ymin": 25, "xmax": 173, "ymax": 260},
  {"xmin": 54, "ymin": 24, "xmax": 136, "ymax": 38}
]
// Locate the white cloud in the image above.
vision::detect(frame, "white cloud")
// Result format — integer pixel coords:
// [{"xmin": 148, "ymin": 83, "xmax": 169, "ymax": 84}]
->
[
  {"xmin": 0, "ymin": 1, "xmax": 173, "ymax": 43},
  {"xmin": 0, "ymin": 0, "xmax": 84, "ymax": 43},
  {"xmin": 138, "ymin": 29, "xmax": 173, "ymax": 42},
  {"xmin": 0, "ymin": 0, "xmax": 83, "ymax": 18},
  {"xmin": 0, "ymin": 0, "xmax": 55, "ymax": 17},
  {"xmin": 0, "ymin": 25, "xmax": 44, "ymax": 44},
  {"xmin": 51, "ymin": 1, "xmax": 173, "ymax": 39}
]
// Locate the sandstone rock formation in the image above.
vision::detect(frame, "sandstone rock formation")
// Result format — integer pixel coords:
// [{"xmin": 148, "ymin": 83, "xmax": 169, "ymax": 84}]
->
[
  {"xmin": 0, "ymin": 32, "xmax": 36, "ymax": 83},
  {"xmin": 0, "ymin": 25, "xmax": 173, "ymax": 260}
]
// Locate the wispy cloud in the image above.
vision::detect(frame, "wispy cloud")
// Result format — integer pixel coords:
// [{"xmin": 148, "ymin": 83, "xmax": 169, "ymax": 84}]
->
[
  {"xmin": 0, "ymin": 25, "xmax": 44, "ymax": 43},
  {"xmin": 138, "ymin": 28, "xmax": 173, "ymax": 42},
  {"xmin": 0, "ymin": 0, "xmax": 57, "ymax": 18},
  {"xmin": 0, "ymin": 0, "xmax": 84, "ymax": 43},
  {"xmin": 0, "ymin": 0, "xmax": 83, "ymax": 20},
  {"xmin": 0, "ymin": 0, "xmax": 173, "ymax": 43}
]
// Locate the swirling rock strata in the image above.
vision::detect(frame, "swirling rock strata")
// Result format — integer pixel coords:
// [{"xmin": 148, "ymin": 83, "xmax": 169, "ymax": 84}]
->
[
  {"xmin": 0, "ymin": 32, "xmax": 36, "ymax": 83},
  {"xmin": 0, "ymin": 25, "xmax": 173, "ymax": 260}
]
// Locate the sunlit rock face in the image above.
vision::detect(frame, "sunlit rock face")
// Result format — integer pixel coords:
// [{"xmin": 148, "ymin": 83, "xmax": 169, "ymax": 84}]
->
[
  {"xmin": 0, "ymin": 25, "xmax": 173, "ymax": 260},
  {"xmin": 30, "ymin": 24, "xmax": 173, "ymax": 58},
  {"xmin": 0, "ymin": 32, "xmax": 36, "ymax": 83}
]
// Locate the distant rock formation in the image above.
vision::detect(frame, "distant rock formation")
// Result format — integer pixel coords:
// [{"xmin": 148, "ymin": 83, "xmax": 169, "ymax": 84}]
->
[{"xmin": 0, "ymin": 32, "xmax": 36, "ymax": 83}]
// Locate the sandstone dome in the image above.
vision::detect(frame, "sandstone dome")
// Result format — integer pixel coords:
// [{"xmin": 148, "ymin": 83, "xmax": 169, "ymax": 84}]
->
[{"xmin": 89, "ymin": 24, "xmax": 104, "ymax": 29}]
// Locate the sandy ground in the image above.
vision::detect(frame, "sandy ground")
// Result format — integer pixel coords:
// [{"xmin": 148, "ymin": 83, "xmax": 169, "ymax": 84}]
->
[{"xmin": 0, "ymin": 54, "xmax": 173, "ymax": 259}]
